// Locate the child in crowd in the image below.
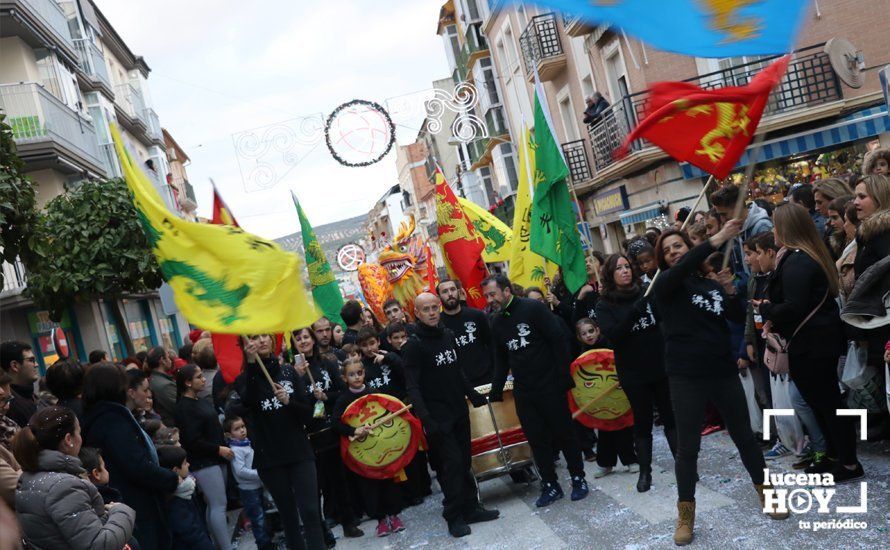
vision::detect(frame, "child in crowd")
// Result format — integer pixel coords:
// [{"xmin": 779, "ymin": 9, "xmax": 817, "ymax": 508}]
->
[
  {"xmin": 573, "ymin": 318, "xmax": 605, "ymax": 462},
  {"xmin": 224, "ymin": 416, "xmax": 274, "ymax": 550},
  {"xmin": 742, "ymin": 234, "xmax": 773, "ymax": 412},
  {"xmin": 627, "ymin": 239, "xmax": 658, "ymax": 284},
  {"xmin": 357, "ymin": 328, "xmax": 406, "ymax": 397},
  {"xmin": 153, "ymin": 426, "xmax": 181, "ymax": 447},
  {"xmin": 333, "ymin": 358, "xmax": 406, "ymax": 538},
  {"xmin": 687, "ymin": 222, "xmax": 708, "ymax": 246},
  {"xmin": 79, "ymin": 447, "xmax": 122, "ymax": 505},
  {"xmin": 342, "ymin": 344, "xmax": 361, "ymax": 361},
  {"xmin": 575, "ymin": 319, "xmax": 636, "ymax": 474},
  {"xmin": 385, "ymin": 323, "xmax": 409, "ymax": 354},
  {"xmin": 157, "ymin": 445, "xmax": 214, "ymax": 550}
]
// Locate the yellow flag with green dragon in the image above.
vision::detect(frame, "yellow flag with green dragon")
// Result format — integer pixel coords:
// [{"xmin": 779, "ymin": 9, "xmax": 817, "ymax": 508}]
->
[{"xmin": 110, "ymin": 124, "xmax": 320, "ymax": 333}]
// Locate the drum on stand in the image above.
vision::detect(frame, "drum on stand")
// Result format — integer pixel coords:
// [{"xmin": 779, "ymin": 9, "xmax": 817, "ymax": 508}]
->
[{"xmin": 467, "ymin": 381, "xmax": 535, "ymax": 482}]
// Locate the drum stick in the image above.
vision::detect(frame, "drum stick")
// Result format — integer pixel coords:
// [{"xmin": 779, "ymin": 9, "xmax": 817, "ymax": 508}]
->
[
  {"xmin": 644, "ymin": 174, "xmax": 716, "ymax": 297},
  {"xmin": 571, "ymin": 382, "xmax": 621, "ymax": 420},
  {"xmin": 349, "ymin": 404, "xmax": 413, "ymax": 441}
]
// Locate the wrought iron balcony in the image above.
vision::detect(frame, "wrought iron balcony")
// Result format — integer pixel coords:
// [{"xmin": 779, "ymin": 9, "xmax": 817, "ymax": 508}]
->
[
  {"xmin": 73, "ymin": 38, "xmax": 112, "ymax": 90},
  {"xmin": 586, "ymin": 46, "xmax": 843, "ymax": 175},
  {"xmin": 0, "ymin": 82, "xmax": 106, "ymax": 175},
  {"xmin": 519, "ymin": 13, "xmax": 566, "ymax": 82},
  {"xmin": 561, "ymin": 139, "xmax": 593, "ymax": 184}
]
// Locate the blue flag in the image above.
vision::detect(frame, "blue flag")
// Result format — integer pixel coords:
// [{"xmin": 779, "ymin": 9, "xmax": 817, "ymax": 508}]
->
[{"xmin": 526, "ymin": 0, "xmax": 808, "ymax": 57}]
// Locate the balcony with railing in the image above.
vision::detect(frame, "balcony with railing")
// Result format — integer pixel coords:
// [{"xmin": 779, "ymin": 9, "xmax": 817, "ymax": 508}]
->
[
  {"xmin": 586, "ymin": 46, "xmax": 844, "ymax": 177},
  {"xmin": 1, "ymin": 257, "xmax": 27, "ymax": 295},
  {"xmin": 73, "ymin": 38, "xmax": 112, "ymax": 91},
  {"xmin": 519, "ymin": 13, "xmax": 566, "ymax": 82},
  {"xmin": 114, "ymin": 83, "xmax": 148, "ymax": 129},
  {"xmin": 462, "ymin": 21, "xmax": 489, "ymax": 73},
  {"xmin": 469, "ymin": 105, "xmax": 509, "ymax": 169},
  {"xmin": 145, "ymin": 108, "xmax": 163, "ymax": 143},
  {"xmin": 0, "ymin": 82, "xmax": 106, "ymax": 175},
  {"xmin": 562, "ymin": 139, "xmax": 593, "ymax": 184},
  {"xmin": 2, "ymin": 0, "xmax": 76, "ymax": 59},
  {"xmin": 560, "ymin": 12, "xmax": 595, "ymax": 37}
]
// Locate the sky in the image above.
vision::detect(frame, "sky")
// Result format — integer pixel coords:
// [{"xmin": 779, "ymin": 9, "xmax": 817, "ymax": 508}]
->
[{"xmin": 100, "ymin": 0, "xmax": 450, "ymax": 240}]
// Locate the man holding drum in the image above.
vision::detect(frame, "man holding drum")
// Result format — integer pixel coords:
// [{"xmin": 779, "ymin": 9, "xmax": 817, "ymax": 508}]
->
[
  {"xmin": 483, "ymin": 274, "xmax": 590, "ymax": 507},
  {"xmin": 402, "ymin": 292, "xmax": 500, "ymax": 538}
]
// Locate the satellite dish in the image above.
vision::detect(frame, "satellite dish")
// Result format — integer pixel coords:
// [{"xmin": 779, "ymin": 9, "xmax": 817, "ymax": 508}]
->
[{"xmin": 824, "ymin": 38, "xmax": 864, "ymax": 89}]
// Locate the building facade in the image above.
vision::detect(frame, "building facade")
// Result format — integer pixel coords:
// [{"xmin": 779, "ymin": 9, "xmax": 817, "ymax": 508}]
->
[
  {"xmin": 1, "ymin": 0, "xmax": 189, "ymax": 368},
  {"xmin": 163, "ymin": 128, "xmax": 197, "ymax": 221},
  {"xmin": 478, "ymin": 0, "xmax": 890, "ymax": 253}
]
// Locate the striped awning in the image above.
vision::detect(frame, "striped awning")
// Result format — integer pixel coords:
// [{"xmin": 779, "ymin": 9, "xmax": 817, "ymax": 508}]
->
[
  {"xmin": 681, "ymin": 105, "xmax": 890, "ymax": 180},
  {"xmin": 619, "ymin": 202, "xmax": 664, "ymax": 225}
]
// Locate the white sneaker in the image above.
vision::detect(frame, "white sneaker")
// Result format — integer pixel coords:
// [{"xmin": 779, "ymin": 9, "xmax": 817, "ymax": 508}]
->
[
  {"xmin": 624, "ymin": 463, "xmax": 640, "ymax": 473},
  {"xmin": 593, "ymin": 466, "xmax": 612, "ymax": 478}
]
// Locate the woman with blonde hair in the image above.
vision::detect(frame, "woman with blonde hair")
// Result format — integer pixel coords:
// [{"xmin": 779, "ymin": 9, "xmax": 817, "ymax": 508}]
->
[{"xmin": 756, "ymin": 203, "xmax": 862, "ymax": 481}]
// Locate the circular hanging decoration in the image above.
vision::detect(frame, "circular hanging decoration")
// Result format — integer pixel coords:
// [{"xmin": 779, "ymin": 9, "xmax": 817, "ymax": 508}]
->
[
  {"xmin": 336, "ymin": 243, "xmax": 366, "ymax": 272},
  {"xmin": 324, "ymin": 99, "xmax": 395, "ymax": 167},
  {"xmin": 339, "ymin": 393, "xmax": 425, "ymax": 481},
  {"xmin": 567, "ymin": 349, "xmax": 634, "ymax": 431}
]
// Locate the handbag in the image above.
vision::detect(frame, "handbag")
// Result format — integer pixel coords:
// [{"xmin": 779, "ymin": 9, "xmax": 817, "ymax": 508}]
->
[{"xmin": 762, "ymin": 291, "xmax": 828, "ymax": 375}]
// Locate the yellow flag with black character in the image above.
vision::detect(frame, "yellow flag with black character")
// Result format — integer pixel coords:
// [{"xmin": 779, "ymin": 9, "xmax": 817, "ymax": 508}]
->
[{"xmin": 110, "ymin": 124, "xmax": 320, "ymax": 333}]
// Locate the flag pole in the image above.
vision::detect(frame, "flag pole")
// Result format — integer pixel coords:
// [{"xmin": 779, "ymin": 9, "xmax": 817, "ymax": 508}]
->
[
  {"xmin": 721, "ymin": 131, "xmax": 767, "ymax": 270},
  {"xmin": 241, "ymin": 335, "xmax": 276, "ymax": 387},
  {"xmin": 644, "ymin": 173, "xmax": 716, "ymax": 297}
]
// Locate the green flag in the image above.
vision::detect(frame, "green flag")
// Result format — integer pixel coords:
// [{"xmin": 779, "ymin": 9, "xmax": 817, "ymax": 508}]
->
[
  {"xmin": 292, "ymin": 193, "xmax": 344, "ymax": 327},
  {"xmin": 529, "ymin": 75, "xmax": 587, "ymax": 293}
]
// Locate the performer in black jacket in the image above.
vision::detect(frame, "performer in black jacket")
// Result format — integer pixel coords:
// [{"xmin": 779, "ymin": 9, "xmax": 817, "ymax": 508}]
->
[
  {"xmin": 242, "ymin": 334, "xmax": 324, "ymax": 550},
  {"xmin": 292, "ymin": 327, "xmax": 363, "ymax": 538},
  {"xmin": 651, "ymin": 220, "xmax": 787, "ymax": 546},
  {"xmin": 437, "ymin": 279, "xmax": 496, "ymax": 386},
  {"xmin": 483, "ymin": 274, "xmax": 589, "ymax": 508},
  {"xmin": 596, "ymin": 254, "xmax": 677, "ymax": 493},
  {"xmin": 402, "ymin": 292, "xmax": 499, "ymax": 538}
]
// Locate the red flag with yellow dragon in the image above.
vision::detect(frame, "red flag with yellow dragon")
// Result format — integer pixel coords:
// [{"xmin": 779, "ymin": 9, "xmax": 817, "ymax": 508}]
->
[
  {"xmin": 618, "ymin": 55, "xmax": 790, "ymax": 179},
  {"xmin": 434, "ymin": 169, "xmax": 488, "ymax": 309}
]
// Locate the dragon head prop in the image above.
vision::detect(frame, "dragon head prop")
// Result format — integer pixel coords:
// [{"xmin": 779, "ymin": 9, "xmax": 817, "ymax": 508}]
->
[{"xmin": 358, "ymin": 216, "xmax": 431, "ymax": 322}]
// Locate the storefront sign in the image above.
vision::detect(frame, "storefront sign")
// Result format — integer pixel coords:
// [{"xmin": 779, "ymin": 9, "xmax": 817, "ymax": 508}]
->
[{"xmin": 592, "ymin": 186, "xmax": 629, "ymax": 216}]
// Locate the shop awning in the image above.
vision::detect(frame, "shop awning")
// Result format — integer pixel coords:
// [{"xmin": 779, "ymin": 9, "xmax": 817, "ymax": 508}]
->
[
  {"xmin": 619, "ymin": 202, "xmax": 664, "ymax": 225},
  {"xmin": 680, "ymin": 105, "xmax": 890, "ymax": 180}
]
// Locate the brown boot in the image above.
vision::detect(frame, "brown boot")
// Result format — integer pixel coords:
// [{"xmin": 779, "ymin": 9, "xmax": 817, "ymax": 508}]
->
[
  {"xmin": 755, "ymin": 483, "xmax": 790, "ymax": 520},
  {"xmin": 673, "ymin": 500, "xmax": 695, "ymax": 546}
]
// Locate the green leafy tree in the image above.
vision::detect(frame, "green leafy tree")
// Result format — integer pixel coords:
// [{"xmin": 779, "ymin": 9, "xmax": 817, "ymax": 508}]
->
[
  {"xmin": 25, "ymin": 178, "xmax": 162, "ymax": 355},
  {"xmin": 0, "ymin": 114, "xmax": 38, "ymax": 285}
]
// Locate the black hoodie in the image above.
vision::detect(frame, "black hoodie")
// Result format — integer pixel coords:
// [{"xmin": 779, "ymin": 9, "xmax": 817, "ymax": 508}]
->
[
  {"xmin": 490, "ymin": 296, "xmax": 574, "ymax": 398},
  {"xmin": 361, "ymin": 351, "xmax": 405, "ymax": 398},
  {"xmin": 649, "ymin": 240, "xmax": 745, "ymax": 378},
  {"xmin": 595, "ymin": 288, "xmax": 666, "ymax": 386},
  {"xmin": 441, "ymin": 306, "xmax": 494, "ymax": 387},
  {"xmin": 402, "ymin": 322, "xmax": 482, "ymax": 432}
]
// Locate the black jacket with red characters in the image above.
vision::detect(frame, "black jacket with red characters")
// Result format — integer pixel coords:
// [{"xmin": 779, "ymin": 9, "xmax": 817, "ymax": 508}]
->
[{"xmin": 489, "ymin": 296, "xmax": 574, "ymax": 398}]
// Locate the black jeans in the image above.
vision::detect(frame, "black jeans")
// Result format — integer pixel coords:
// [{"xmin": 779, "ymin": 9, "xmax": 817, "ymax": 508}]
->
[
  {"xmin": 790, "ymin": 351, "xmax": 857, "ymax": 465},
  {"xmin": 354, "ymin": 475, "xmax": 403, "ymax": 520},
  {"xmin": 259, "ymin": 461, "xmax": 324, "ymax": 550},
  {"xmin": 623, "ymin": 378, "xmax": 677, "ymax": 471},
  {"xmin": 315, "ymin": 447, "xmax": 357, "ymax": 528},
  {"xmin": 426, "ymin": 415, "xmax": 479, "ymax": 521},
  {"xmin": 669, "ymin": 374, "xmax": 766, "ymax": 501},
  {"xmin": 515, "ymin": 390, "xmax": 585, "ymax": 483},
  {"xmin": 596, "ymin": 426, "xmax": 637, "ymax": 468}
]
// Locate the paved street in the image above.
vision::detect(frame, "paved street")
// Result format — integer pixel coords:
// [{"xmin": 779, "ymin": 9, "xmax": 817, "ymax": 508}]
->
[{"xmin": 234, "ymin": 428, "xmax": 888, "ymax": 549}]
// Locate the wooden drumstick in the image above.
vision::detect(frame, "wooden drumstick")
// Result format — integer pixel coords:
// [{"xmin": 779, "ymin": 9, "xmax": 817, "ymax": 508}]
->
[
  {"xmin": 348, "ymin": 404, "xmax": 413, "ymax": 441},
  {"xmin": 571, "ymin": 382, "xmax": 621, "ymax": 420}
]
